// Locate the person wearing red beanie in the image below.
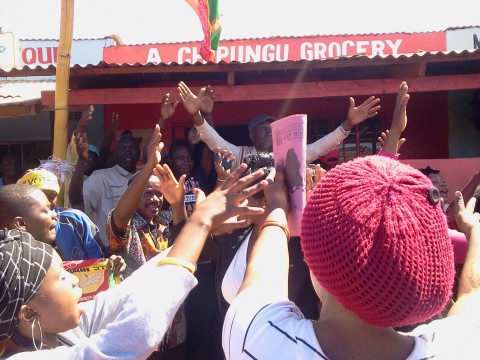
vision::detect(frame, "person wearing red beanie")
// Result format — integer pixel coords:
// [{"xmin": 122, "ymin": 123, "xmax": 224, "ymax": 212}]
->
[{"xmin": 221, "ymin": 155, "xmax": 480, "ymax": 359}]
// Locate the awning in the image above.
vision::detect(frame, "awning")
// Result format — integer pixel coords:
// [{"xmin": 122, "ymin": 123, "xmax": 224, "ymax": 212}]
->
[{"xmin": 0, "ymin": 80, "xmax": 55, "ymax": 117}]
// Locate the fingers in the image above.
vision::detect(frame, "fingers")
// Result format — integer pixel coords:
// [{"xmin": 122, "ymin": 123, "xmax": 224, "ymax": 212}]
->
[
  {"xmin": 313, "ymin": 164, "xmax": 325, "ymax": 186},
  {"xmin": 305, "ymin": 167, "xmax": 313, "ymax": 193},
  {"xmin": 178, "ymin": 173, "xmax": 186, "ymax": 188},
  {"xmin": 197, "ymin": 86, "xmax": 207, "ymax": 98},
  {"xmin": 366, "ymin": 96, "xmax": 381, "ymax": 108},
  {"xmin": 153, "ymin": 164, "xmax": 168, "ymax": 184},
  {"xmin": 178, "ymin": 81, "xmax": 193, "ymax": 99},
  {"xmin": 363, "ymin": 96, "xmax": 381, "ymax": 117},
  {"xmin": 193, "ymin": 188, "xmax": 206, "ymax": 205},
  {"xmin": 466, "ymin": 196, "xmax": 477, "ymax": 214},
  {"xmin": 454, "ymin": 191, "xmax": 466, "ymax": 214},
  {"xmin": 224, "ymin": 168, "xmax": 268, "ymax": 202},
  {"xmin": 264, "ymin": 167, "xmax": 276, "ymax": 187},
  {"xmin": 152, "ymin": 124, "xmax": 162, "ymax": 141},
  {"xmin": 220, "ymin": 164, "xmax": 264, "ymax": 194},
  {"xmin": 349, "ymin": 97, "xmax": 355, "ymax": 109},
  {"xmin": 205, "ymin": 85, "xmax": 215, "ymax": 99},
  {"xmin": 154, "ymin": 163, "xmax": 178, "ymax": 185}
]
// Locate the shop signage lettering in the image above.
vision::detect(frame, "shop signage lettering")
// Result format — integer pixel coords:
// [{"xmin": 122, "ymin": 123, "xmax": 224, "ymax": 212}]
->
[
  {"xmin": 104, "ymin": 33, "xmax": 446, "ymax": 65},
  {"xmin": 21, "ymin": 46, "xmax": 58, "ymax": 65}
]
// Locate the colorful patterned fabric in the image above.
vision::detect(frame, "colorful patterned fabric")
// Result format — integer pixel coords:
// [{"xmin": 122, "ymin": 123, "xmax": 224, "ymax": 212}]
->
[
  {"xmin": 185, "ymin": 0, "xmax": 221, "ymax": 61},
  {"xmin": 106, "ymin": 211, "xmax": 170, "ymax": 276}
]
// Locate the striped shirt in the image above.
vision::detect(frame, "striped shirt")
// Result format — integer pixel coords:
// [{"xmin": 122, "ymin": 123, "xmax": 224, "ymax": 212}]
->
[{"xmin": 223, "ymin": 286, "xmax": 480, "ymax": 359}]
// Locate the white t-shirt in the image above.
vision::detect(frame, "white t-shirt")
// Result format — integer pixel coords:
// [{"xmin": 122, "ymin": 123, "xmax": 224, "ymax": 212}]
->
[
  {"xmin": 83, "ymin": 164, "xmax": 135, "ymax": 247},
  {"xmin": 223, "ymin": 286, "xmax": 480, "ymax": 359},
  {"xmin": 221, "ymin": 229, "xmax": 252, "ymax": 304}
]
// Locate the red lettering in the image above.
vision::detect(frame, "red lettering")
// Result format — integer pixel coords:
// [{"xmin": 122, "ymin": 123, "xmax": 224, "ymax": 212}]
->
[
  {"xmin": 21, "ymin": 47, "xmax": 58, "ymax": 65},
  {"xmin": 36, "ymin": 47, "xmax": 54, "ymax": 64},
  {"xmin": 21, "ymin": 47, "xmax": 36, "ymax": 65}
]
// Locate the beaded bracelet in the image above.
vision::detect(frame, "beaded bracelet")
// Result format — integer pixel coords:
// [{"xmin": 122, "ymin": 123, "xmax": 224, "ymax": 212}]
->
[
  {"xmin": 157, "ymin": 257, "xmax": 196, "ymax": 274},
  {"xmin": 260, "ymin": 220, "xmax": 291, "ymax": 240}
]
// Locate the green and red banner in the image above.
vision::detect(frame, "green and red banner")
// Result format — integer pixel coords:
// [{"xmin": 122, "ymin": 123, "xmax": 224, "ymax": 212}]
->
[{"xmin": 185, "ymin": 0, "xmax": 221, "ymax": 62}]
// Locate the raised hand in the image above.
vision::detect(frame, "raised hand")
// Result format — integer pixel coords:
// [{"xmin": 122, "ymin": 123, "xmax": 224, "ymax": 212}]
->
[
  {"xmin": 178, "ymin": 81, "xmax": 204, "ymax": 115},
  {"xmin": 213, "ymin": 147, "xmax": 235, "ymax": 181},
  {"xmin": 306, "ymin": 163, "xmax": 326, "ymax": 201},
  {"xmin": 160, "ymin": 92, "xmax": 179, "ymax": 120},
  {"xmin": 200, "ymin": 85, "xmax": 215, "ymax": 114},
  {"xmin": 380, "ymin": 81, "xmax": 410, "ymax": 154},
  {"xmin": 75, "ymin": 132, "xmax": 90, "ymax": 161},
  {"xmin": 146, "ymin": 124, "xmax": 164, "ymax": 167},
  {"xmin": 377, "ymin": 130, "xmax": 406, "ymax": 151},
  {"xmin": 152, "ymin": 163, "xmax": 186, "ymax": 206},
  {"xmin": 343, "ymin": 95, "xmax": 381, "ymax": 130},
  {"xmin": 263, "ymin": 164, "xmax": 289, "ymax": 215},
  {"xmin": 454, "ymin": 191, "xmax": 480, "ymax": 236},
  {"xmin": 76, "ymin": 105, "xmax": 94, "ymax": 135},
  {"xmin": 193, "ymin": 163, "xmax": 268, "ymax": 233},
  {"xmin": 391, "ymin": 81, "xmax": 410, "ymax": 134}
]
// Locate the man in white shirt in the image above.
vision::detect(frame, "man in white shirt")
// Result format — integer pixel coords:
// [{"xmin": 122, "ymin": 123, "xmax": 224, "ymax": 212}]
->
[
  {"xmin": 177, "ymin": 81, "xmax": 381, "ymax": 169},
  {"xmin": 70, "ymin": 133, "xmax": 140, "ymax": 249}
]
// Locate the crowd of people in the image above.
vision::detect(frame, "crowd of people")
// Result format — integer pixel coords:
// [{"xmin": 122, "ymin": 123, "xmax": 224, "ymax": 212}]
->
[{"xmin": 0, "ymin": 81, "xmax": 479, "ymax": 359}]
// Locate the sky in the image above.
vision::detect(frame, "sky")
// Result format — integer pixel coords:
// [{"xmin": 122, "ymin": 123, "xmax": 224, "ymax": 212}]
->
[{"xmin": 0, "ymin": 0, "xmax": 479, "ymax": 44}]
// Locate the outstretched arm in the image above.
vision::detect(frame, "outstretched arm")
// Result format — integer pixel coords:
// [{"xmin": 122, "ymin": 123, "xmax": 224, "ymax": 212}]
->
[
  {"xmin": 179, "ymin": 81, "xmax": 245, "ymax": 165},
  {"xmin": 112, "ymin": 125, "xmax": 163, "ymax": 231},
  {"xmin": 69, "ymin": 132, "xmax": 90, "ymax": 210},
  {"xmin": 99, "ymin": 112, "xmax": 118, "ymax": 169},
  {"xmin": 67, "ymin": 105, "xmax": 95, "ymax": 164},
  {"xmin": 380, "ymin": 81, "xmax": 410, "ymax": 155},
  {"xmin": 178, "ymin": 81, "xmax": 205, "ymax": 126},
  {"xmin": 237, "ymin": 164, "xmax": 290, "ymax": 298},
  {"xmin": 448, "ymin": 192, "xmax": 480, "ymax": 320},
  {"xmin": 306, "ymin": 95, "xmax": 381, "ymax": 163},
  {"xmin": 143, "ymin": 93, "xmax": 179, "ymax": 163}
]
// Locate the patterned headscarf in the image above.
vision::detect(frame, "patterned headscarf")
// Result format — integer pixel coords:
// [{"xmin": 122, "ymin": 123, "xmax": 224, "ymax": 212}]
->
[{"xmin": 0, "ymin": 229, "xmax": 53, "ymax": 340}]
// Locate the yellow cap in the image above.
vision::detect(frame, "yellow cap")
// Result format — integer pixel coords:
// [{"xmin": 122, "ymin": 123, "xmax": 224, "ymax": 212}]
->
[{"xmin": 17, "ymin": 168, "xmax": 60, "ymax": 194}]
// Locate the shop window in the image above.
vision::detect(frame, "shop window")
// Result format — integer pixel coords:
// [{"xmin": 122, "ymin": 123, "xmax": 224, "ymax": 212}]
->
[
  {"xmin": 306, "ymin": 115, "xmax": 385, "ymax": 165},
  {"xmin": 0, "ymin": 142, "xmax": 52, "ymax": 174},
  {"xmin": 339, "ymin": 115, "xmax": 384, "ymax": 163}
]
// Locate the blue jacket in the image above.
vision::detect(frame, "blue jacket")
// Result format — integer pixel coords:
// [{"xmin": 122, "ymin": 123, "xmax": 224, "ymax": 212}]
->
[{"xmin": 54, "ymin": 207, "xmax": 106, "ymax": 260}]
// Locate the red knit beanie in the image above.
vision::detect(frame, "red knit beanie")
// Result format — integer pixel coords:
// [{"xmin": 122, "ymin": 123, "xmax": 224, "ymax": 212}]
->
[{"xmin": 301, "ymin": 155, "xmax": 454, "ymax": 327}]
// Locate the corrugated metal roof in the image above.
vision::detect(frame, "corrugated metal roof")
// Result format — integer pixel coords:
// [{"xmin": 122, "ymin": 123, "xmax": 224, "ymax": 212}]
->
[
  {"xmin": 120, "ymin": 30, "xmax": 450, "ymax": 46},
  {"xmin": 17, "ymin": 26, "xmax": 480, "ymax": 46},
  {"xmin": 0, "ymin": 80, "xmax": 56, "ymax": 106},
  {"xmin": 18, "ymin": 36, "xmax": 116, "ymax": 41},
  {"xmin": 2, "ymin": 48, "xmax": 478, "ymax": 74}
]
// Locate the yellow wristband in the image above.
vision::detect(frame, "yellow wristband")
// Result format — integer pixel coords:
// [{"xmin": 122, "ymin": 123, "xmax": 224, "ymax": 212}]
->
[
  {"xmin": 260, "ymin": 220, "xmax": 291, "ymax": 240},
  {"xmin": 157, "ymin": 257, "xmax": 196, "ymax": 274}
]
